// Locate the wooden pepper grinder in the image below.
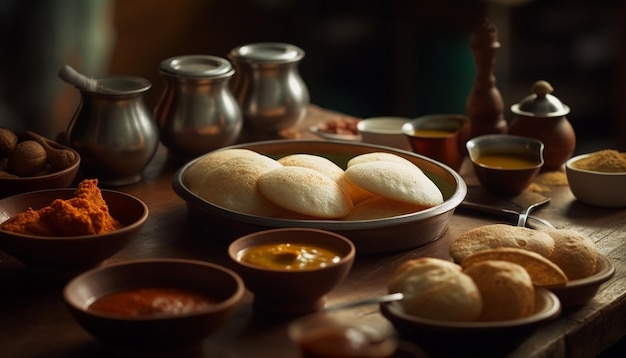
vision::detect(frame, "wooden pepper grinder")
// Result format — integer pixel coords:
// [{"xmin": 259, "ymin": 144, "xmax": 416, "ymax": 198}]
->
[{"xmin": 465, "ymin": 19, "xmax": 507, "ymax": 139}]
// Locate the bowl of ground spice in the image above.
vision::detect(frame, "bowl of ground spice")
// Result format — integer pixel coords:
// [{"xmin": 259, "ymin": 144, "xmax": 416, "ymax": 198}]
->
[
  {"xmin": 0, "ymin": 179, "xmax": 148, "ymax": 280},
  {"xmin": 566, "ymin": 149, "xmax": 626, "ymax": 207}
]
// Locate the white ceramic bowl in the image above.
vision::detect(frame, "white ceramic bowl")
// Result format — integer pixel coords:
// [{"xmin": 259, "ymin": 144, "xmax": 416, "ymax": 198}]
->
[
  {"xmin": 357, "ymin": 117, "xmax": 412, "ymax": 151},
  {"xmin": 566, "ymin": 154, "xmax": 626, "ymax": 207}
]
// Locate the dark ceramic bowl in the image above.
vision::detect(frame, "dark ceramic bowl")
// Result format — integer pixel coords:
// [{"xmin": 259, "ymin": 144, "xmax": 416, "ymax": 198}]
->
[
  {"xmin": 173, "ymin": 140, "xmax": 467, "ymax": 255},
  {"xmin": 466, "ymin": 134, "xmax": 544, "ymax": 196},
  {"xmin": 381, "ymin": 288, "xmax": 560, "ymax": 356},
  {"xmin": 228, "ymin": 228, "xmax": 355, "ymax": 315},
  {"xmin": 0, "ymin": 188, "xmax": 148, "ymax": 280},
  {"xmin": 0, "ymin": 138, "xmax": 80, "ymax": 198},
  {"xmin": 63, "ymin": 258, "xmax": 244, "ymax": 356},
  {"xmin": 548, "ymin": 254, "xmax": 615, "ymax": 308}
]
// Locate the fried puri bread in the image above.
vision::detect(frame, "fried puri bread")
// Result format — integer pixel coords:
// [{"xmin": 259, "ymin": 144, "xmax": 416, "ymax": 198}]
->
[
  {"xmin": 545, "ymin": 229, "xmax": 598, "ymax": 280},
  {"xmin": 345, "ymin": 161, "xmax": 443, "ymax": 207},
  {"xmin": 195, "ymin": 155, "xmax": 284, "ymax": 216},
  {"xmin": 185, "ymin": 148, "xmax": 264, "ymax": 191},
  {"xmin": 449, "ymin": 224, "xmax": 555, "ymax": 263},
  {"xmin": 257, "ymin": 166, "xmax": 353, "ymax": 219},
  {"xmin": 341, "ymin": 195, "xmax": 427, "ymax": 221},
  {"xmin": 388, "ymin": 257, "xmax": 482, "ymax": 322},
  {"xmin": 463, "ymin": 260, "xmax": 535, "ymax": 321},
  {"xmin": 278, "ymin": 153, "xmax": 371, "ymax": 204},
  {"xmin": 460, "ymin": 247, "xmax": 568, "ymax": 288},
  {"xmin": 347, "ymin": 152, "xmax": 417, "ymax": 168}
]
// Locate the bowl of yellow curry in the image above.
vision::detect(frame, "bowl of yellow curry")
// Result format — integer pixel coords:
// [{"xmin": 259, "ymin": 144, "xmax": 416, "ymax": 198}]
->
[
  {"xmin": 466, "ymin": 134, "xmax": 544, "ymax": 196},
  {"xmin": 228, "ymin": 228, "xmax": 355, "ymax": 316},
  {"xmin": 0, "ymin": 179, "xmax": 148, "ymax": 281}
]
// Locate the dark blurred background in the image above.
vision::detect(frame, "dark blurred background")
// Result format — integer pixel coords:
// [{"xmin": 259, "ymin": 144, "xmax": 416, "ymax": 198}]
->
[{"xmin": 1, "ymin": 0, "xmax": 624, "ymax": 154}]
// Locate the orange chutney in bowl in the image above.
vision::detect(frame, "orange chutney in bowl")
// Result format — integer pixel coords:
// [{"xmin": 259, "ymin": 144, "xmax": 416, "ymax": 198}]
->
[{"xmin": 237, "ymin": 243, "xmax": 342, "ymax": 270}]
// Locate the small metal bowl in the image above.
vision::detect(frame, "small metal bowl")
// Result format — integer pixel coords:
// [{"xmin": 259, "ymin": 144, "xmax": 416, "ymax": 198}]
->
[{"xmin": 466, "ymin": 134, "xmax": 544, "ymax": 196}]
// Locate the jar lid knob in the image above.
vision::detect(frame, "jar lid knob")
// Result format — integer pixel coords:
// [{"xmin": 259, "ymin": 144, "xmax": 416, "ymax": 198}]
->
[
  {"xmin": 531, "ymin": 80, "xmax": 554, "ymax": 98},
  {"xmin": 511, "ymin": 79, "xmax": 570, "ymax": 117}
]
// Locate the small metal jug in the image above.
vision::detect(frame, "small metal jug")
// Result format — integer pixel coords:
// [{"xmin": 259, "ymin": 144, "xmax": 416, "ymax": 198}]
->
[
  {"xmin": 154, "ymin": 55, "xmax": 242, "ymax": 162},
  {"xmin": 229, "ymin": 42, "xmax": 309, "ymax": 141},
  {"xmin": 66, "ymin": 76, "xmax": 159, "ymax": 186}
]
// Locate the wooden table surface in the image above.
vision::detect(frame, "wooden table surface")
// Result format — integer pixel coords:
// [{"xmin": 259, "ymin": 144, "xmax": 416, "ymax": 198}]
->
[{"xmin": 1, "ymin": 105, "xmax": 625, "ymax": 358}]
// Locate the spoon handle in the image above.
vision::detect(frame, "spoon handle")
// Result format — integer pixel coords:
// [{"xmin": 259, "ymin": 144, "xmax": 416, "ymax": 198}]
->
[{"xmin": 325, "ymin": 292, "xmax": 404, "ymax": 311}]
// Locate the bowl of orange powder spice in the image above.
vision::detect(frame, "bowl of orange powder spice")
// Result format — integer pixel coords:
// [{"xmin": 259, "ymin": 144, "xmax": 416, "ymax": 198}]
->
[
  {"xmin": 566, "ymin": 149, "xmax": 626, "ymax": 207},
  {"xmin": 0, "ymin": 179, "xmax": 148, "ymax": 281}
]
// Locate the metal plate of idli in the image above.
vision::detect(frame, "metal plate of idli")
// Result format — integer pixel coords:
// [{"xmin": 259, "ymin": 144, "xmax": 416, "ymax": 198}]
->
[{"xmin": 172, "ymin": 140, "xmax": 467, "ymax": 255}]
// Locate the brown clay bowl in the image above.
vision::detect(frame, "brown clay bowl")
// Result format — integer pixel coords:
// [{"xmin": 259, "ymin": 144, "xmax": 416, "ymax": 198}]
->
[
  {"xmin": 0, "ymin": 188, "xmax": 148, "ymax": 281},
  {"xmin": 0, "ymin": 138, "xmax": 80, "ymax": 198},
  {"xmin": 63, "ymin": 258, "xmax": 245, "ymax": 356},
  {"xmin": 466, "ymin": 134, "xmax": 544, "ymax": 196},
  {"xmin": 380, "ymin": 288, "xmax": 560, "ymax": 356},
  {"xmin": 228, "ymin": 228, "xmax": 355, "ymax": 316},
  {"xmin": 548, "ymin": 254, "xmax": 615, "ymax": 308},
  {"xmin": 173, "ymin": 139, "xmax": 467, "ymax": 255}
]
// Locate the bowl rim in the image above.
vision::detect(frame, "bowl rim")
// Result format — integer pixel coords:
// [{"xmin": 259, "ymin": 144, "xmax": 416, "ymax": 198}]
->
[
  {"xmin": 309, "ymin": 125, "xmax": 360, "ymax": 141},
  {"xmin": 401, "ymin": 113, "xmax": 469, "ymax": 137},
  {"xmin": 357, "ymin": 116, "xmax": 409, "ymax": 134},
  {"xmin": 63, "ymin": 258, "xmax": 245, "ymax": 320},
  {"xmin": 566, "ymin": 153, "xmax": 626, "ymax": 175},
  {"xmin": 381, "ymin": 287, "xmax": 560, "ymax": 330},
  {"xmin": 172, "ymin": 139, "xmax": 467, "ymax": 230},
  {"xmin": 466, "ymin": 134, "xmax": 545, "ymax": 171},
  {"xmin": 0, "ymin": 188, "xmax": 148, "ymax": 240},
  {"xmin": 227, "ymin": 227, "xmax": 356, "ymax": 272},
  {"xmin": 549, "ymin": 254, "xmax": 615, "ymax": 291}
]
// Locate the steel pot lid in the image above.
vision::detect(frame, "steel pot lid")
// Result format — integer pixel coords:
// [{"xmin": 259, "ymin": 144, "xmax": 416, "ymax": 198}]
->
[
  {"xmin": 511, "ymin": 80, "xmax": 570, "ymax": 117},
  {"xmin": 228, "ymin": 42, "xmax": 305, "ymax": 64},
  {"xmin": 159, "ymin": 55, "xmax": 234, "ymax": 79}
]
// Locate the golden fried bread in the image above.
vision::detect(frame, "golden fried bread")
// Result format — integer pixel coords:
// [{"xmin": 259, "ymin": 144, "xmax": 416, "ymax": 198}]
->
[
  {"xmin": 545, "ymin": 229, "xmax": 598, "ymax": 280},
  {"xmin": 460, "ymin": 247, "xmax": 568, "ymax": 288},
  {"xmin": 449, "ymin": 224, "xmax": 555, "ymax": 262},
  {"xmin": 388, "ymin": 257, "xmax": 482, "ymax": 322},
  {"xmin": 463, "ymin": 260, "xmax": 535, "ymax": 321}
]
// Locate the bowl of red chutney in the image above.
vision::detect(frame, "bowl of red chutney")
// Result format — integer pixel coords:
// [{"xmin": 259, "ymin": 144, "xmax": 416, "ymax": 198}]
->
[{"xmin": 63, "ymin": 258, "xmax": 245, "ymax": 356}]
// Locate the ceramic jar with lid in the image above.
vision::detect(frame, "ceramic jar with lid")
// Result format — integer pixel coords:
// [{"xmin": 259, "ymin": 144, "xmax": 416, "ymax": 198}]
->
[
  {"xmin": 154, "ymin": 55, "xmax": 242, "ymax": 162},
  {"xmin": 228, "ymin": 42, "xmax": 309, "ymax": 141},
  {"xmin": 508, "ymin": 80, "xmax": 575, "ymax": 171}
]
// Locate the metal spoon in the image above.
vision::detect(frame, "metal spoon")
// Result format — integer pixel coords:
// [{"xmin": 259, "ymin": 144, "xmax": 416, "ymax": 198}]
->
[
  {"xmin": 325, "ymin": 292, "xmax": 404, "ymax": 311},
  {"xmin": 459, "ymin": 200, "xmax": 554, "ymax": 229},
  {"xmin": 58, "ymin": 64, "xmax": 116, "ymax": 93},
  {"xmin": 516, "ymin": 195, "xmax": 551, "ymax": 228}
]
